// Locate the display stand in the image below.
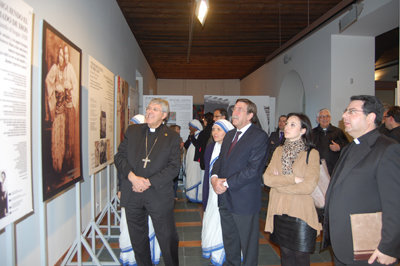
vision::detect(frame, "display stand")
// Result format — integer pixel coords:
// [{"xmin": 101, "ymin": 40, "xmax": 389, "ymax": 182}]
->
[
  {"xmin": 96, "ymin": 164, "xmax": 120, "ymax": 239},
  {"xmin": 61, "ymin": 172, "xmax": 119, "ymax": 265},
  {"xmin": 5, "ymin": 222, "xmax": 16, "ymax": 266}
]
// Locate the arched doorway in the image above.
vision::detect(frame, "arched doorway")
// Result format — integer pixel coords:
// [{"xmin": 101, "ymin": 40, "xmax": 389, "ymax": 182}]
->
[{"xmin": 276, "ymin": 70, "xmax": 305, "ymax": 118}]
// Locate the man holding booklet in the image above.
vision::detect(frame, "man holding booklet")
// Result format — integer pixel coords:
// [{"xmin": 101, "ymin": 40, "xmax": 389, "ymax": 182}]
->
[{"xmin": 322, "ymin": 95, "xmax": 400, "ymax": 265}]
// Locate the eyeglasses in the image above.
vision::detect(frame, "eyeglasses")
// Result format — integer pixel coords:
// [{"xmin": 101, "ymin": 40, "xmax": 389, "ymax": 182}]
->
[
  {"xmin": 232, "ymin": 107, "xmax": 247, "ymax": 113},
  {"xmin": 146, "ymin": 106, "xmax": 162, "ymax": 112},
  {"xmin": 319, "ymin": 115, "xmax": 330, "ymax": 119},
  {"xmin": 343, "ymin": 108, "xmax": 364, "ymax": 115}
]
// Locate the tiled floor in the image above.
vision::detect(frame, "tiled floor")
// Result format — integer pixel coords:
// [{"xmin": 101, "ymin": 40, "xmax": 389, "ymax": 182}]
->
[
  {"xmin": 91, "ymin": 185, "xmax": 335, "ymax": 266},
  {"xmin": 166, "ymin": 186, "xmax": 334, "ymax": 266}
]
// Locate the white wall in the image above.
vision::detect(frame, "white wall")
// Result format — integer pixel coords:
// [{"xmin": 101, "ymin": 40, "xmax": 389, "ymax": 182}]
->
[
  {"xmin": 241, "ymin": 0, "xmax": 398, "ymax": 128},
  {"xmin": 241, "ymin": 19, "xmax": 334, "ymax": 127},
  {"xmin": 157, "ymin": 79, "xmax": 240, "ymax": 104},
  {"xmin": 0, "ymin": 0, "xmax": 156, "ymax": 265},
  {"xmin": 331, "ymin": 35, "xmax": 375, "ymax": 125}
]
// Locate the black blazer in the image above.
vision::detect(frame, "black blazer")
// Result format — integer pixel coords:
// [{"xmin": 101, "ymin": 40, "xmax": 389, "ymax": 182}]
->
[
  {"xmin": 266, "ymin": 130, "xmax": 284, "ymax": 166},
  {"xmin": 115, "ymin": 124, "xmax": 181, "ymax": 207},
  {"xmin": 322, "ymin": 129, "xmax": 400, "ymax": 263},
  {"xmin": 212, "ymin": 124, "xmax": 268, "ymax": 215}
]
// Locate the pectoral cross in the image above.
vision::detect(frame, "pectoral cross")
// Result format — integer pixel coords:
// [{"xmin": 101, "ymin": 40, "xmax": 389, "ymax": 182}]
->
[{"xmin": 142, "ymin": 157, "xmax": 151, "ymax": 168}]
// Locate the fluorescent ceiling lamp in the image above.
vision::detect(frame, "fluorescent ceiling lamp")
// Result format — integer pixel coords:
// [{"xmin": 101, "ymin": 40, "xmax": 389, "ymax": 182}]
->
[{"xmin": 196, "ymin": 0, "xmax": 209, "ymax": 26}]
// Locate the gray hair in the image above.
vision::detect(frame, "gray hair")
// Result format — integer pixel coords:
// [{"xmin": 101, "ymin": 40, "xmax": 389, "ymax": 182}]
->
[
  {"xmin": 149, "ymin": 98, "xmax": 170, "ymax": 114},
  {"xmin": 317, "ymin": 108, "xmax": 331, "ymax": 118}
]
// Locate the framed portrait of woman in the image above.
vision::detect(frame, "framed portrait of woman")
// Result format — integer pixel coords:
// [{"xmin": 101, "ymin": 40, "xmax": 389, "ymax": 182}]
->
[{"xmin": 41, "ymin": 20, "xmax": 82, "ymax": 201}]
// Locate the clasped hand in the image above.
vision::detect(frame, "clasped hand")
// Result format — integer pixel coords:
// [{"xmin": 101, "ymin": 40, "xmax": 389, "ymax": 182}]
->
[
  {"xmin": 211, "ymin": 177, "xmax": 227, "ymax": 194},
  {"xmin": 128, "ymin": 171, "xmax": 151, "ymax": 193}
]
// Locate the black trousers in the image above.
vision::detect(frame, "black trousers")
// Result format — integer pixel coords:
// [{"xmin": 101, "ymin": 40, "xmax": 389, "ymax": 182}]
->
[
  {"xmin": 125, "ymin": 190, "xmax": 179, "ymax": 266},
  {"xmin": 280, "ymin": 246, "xmax": 310, "ymax": 266},
  {"xmin": 219, "ymin": 203, "xmax": 259, "ymax": 266}
]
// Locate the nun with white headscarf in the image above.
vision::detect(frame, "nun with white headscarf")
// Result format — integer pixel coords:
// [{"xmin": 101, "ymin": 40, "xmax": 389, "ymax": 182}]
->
[
  {"xmin": 119, "ymin": 114, "xmax": 161, "ymax": 266},
  {"xmin": 184, "ymin": 119, "xmax": 203, "ymax": 202},
  {"xmin": 202, "ymin": 119, "xmax": 234, "ymax": 266}
]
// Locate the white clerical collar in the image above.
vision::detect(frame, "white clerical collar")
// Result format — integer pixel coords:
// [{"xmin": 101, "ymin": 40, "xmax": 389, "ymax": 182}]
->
[
  {"xmin": 149, "ymin": 128, "xmax": 156, "ymax": 132},
  {"xmin": 353, "ymin": 138, "xmax": 360, "ymax": 144}
]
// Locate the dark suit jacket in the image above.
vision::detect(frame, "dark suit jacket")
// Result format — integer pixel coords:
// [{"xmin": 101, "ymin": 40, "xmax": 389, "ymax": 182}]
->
[
  {"xmin": 266, "ymin": 129, "xmax": 284, "ymax": 166},
  {"xmin": 114, "ymin": 123, "xmax": 181, "ymax": 207},
  {"xmin": 202, "ymin": 142, "xmax": 215, "ymax": 211},
  {"xmin": 212, "ymin": 124, "xmax": 269, "ymax": 215},
  {"xmin": 387, "ymin": 126, "xmax": 400, "ymax": 143},
  {"xmin": 322, "ymin": 129, "xmax": 400, "ymax": 263}
]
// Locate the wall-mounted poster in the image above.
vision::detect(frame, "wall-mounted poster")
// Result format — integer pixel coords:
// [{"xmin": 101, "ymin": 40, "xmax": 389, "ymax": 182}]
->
[
  {"xmin": 41, "ymin": 21, "xmax": 82, "ymax": 201},
  {"xmin": 128, "ymin": 81, "xmax": 139, "ymax": 122},
  {"xmin": 116, "ymin": 76, "xmax": 129, "ymax": 148},
  {"xmin": 0, "ymin": 0, "xmax": 33, "ymax": 229},
  {"xmin": 143, "ymin": 95, "xmax": 193, "ymax": 140},
  {"xmin": 88, "ymin": 56, "xmax": 114, "ymax": 175},
  {"xmin": 204, "ymin": 95, "xmax": 275, "ymax": 135}
]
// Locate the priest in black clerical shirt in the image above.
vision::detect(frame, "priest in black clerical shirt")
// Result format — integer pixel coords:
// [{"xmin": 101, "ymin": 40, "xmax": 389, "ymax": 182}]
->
[{"xmin": 115, "ymin": 98, "xmax": 181, "ymax": 266}]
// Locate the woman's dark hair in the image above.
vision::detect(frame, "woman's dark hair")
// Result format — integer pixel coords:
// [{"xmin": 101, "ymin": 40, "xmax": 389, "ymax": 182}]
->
[
  {"xmin": 286, "ymin": 113, "xmax": 315, "ymax": 150},
  {"xmin": 204, "ymin": 112, "xmax": 214, "ymax": 126}
]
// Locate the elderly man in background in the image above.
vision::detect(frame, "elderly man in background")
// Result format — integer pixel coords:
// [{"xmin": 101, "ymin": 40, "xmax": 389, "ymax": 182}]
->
[{"xmin": 312, "ymin": 108, "xmax": 348, "ymax": 175}]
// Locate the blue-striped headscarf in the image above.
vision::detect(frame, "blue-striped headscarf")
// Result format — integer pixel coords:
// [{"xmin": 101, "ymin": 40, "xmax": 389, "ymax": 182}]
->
[
  {"xmin": 130, "ymin": 114, "xmax": 145, "ymax": 124},
  {"xmin": 213, "ymin": 119, "xmax": 234, "ymax": 133}
]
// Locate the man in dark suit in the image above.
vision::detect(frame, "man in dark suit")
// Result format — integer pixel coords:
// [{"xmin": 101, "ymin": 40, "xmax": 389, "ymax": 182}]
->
[
  {"xmin": 115, "ymin": 98, "xmax": 181, "ymax": 266},
  {"xmin": 266, "ymin": 114, "xmax": 286, "ymax": 166},
  {"xmin": 213, "ymin": 108, "xmax": 228, "ymax": 122},
  {"xmin": 323, "ymin": 95, "xmax": 400, "ymax": 266},
  {"xmin": 211, "ymin": 98, "xmax": 269, "ymax": 266},
  {"xmin": 384, "ymin": 105, "xmax": 400, "ymax": 143}
]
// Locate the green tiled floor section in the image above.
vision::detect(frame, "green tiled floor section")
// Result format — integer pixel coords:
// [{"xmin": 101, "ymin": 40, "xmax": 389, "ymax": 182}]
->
[{"xmin": 94, "ymin": 185, "xmax": 334, "ymax": 265}]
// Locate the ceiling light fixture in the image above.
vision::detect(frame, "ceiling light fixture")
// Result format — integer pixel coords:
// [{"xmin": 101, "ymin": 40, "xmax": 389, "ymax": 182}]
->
[{"xmin": 195, "ymin": 0, "xmax": 209, "ymax": 26}]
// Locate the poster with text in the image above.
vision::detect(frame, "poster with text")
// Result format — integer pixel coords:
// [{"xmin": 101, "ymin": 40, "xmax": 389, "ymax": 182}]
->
[
  {"xmin": 143, "ymin": 95, "xmax": 193, "ymax": 140},
  {"xmin": 0, "ymin": 0, "xmax": 33, "ymax": 229},
  {"xmin": 88, "ymin": 56, "xmax": 114, "ymax": 175},
  {"xmin": 116, "ymin": 76, "xmax": 129, "ymax": 149},
  {"xmin": 41, "ymin": 21, "xmax": 82, "ymax": 201},
  {"xmin": 204, "ymin": 95, "xmax": 275, "ymax": 135},
  {"xmin": 128, "ymin": 81, "xmax": 139, "ymax": 122}
]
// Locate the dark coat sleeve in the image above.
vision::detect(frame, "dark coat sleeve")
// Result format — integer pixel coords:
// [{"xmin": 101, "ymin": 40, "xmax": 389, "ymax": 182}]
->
[
  {"xmin": 376, "ymin": 144, "xmax": 400, "ymax": 257},
  {"xmin": 114, "ymin": 126, "xmax": 135, "ymax": 181},
  {"xmin": 202, "ymin": 143, "xmax": 215, "ymax": 211}
]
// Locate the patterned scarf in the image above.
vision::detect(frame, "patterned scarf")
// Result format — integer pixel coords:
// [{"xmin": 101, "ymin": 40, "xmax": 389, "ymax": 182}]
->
[{"xmin": 281, "ymin": 139, "xmax": 306, "ymax": 175}]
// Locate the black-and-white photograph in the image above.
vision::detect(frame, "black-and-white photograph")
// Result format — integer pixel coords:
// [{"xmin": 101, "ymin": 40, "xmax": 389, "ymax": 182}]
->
[{"xmin": 0, "ymin": 171, "xmax": 9, "ymax": 219}]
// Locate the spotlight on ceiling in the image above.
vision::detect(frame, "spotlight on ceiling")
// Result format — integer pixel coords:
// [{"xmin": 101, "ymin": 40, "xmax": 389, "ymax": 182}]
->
[{"xmin": 195, "ymin": 0, "xmax": 209, "ymax": 26}]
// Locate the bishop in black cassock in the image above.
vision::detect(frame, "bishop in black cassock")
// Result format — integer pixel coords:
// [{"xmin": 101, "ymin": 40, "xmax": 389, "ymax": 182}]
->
[{"xmin": 115, "ymin": 98, "xmax": 181, "ymax": 266}]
